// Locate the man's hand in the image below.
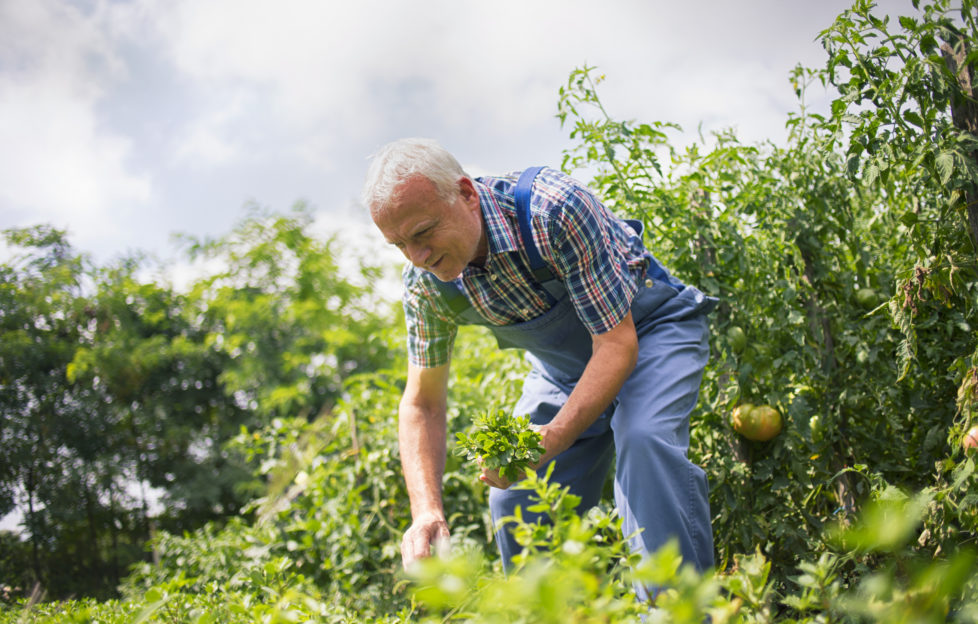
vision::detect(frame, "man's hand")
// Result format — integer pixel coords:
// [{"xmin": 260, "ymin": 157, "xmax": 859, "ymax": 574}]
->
[
  {"xmin": 477, "ymin": 424, "xmax": 566, "ymax": 489},
  {"xmin": 401, "ymin": 512, "xmax": 450, "ymax": 569},
  {"xmin": 478, "ymin": 464, "xmax": 514, "ymax": 489}
]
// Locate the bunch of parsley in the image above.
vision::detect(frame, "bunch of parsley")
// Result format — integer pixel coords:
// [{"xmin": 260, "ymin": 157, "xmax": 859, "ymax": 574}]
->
[{"xmin": 455, "ymin": 409, "xmax": 545, "ymax": 482}]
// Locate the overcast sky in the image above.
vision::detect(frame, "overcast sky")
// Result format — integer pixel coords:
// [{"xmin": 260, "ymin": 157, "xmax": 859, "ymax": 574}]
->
[{"xmin": 0, "ymin": 0, "xmax": 911, "ymax": 271}]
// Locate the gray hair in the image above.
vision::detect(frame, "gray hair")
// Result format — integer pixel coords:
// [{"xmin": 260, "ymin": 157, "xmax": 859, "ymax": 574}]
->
[{"xmin": 361, "ymin": 138, "xmax": 469, "ymax": 216}]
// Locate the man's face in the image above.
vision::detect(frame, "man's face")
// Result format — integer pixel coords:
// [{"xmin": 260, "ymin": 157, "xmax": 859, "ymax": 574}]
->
[{"xmin": 372, "ymin": 175, "xmax": 487, "ymax": 282}]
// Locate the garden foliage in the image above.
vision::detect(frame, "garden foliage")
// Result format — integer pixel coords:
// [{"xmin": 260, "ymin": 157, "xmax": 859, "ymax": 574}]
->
[{"xmin": 3, "ymin": 0, "xmax": 978, "ymax": 621}]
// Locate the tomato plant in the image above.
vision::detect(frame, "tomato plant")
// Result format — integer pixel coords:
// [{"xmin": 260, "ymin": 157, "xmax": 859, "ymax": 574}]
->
[{"xmin": 556, "ymin": 0, "xmax": 978, "ymax": 591}]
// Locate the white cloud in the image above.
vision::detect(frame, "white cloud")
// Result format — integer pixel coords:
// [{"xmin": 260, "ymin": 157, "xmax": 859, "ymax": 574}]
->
[
  {"xmin": 0, "ymin": 0, "xmax": 150, "ymax": 247},
  {"xmin": 169, "ymin": 93, "xmax": 249, "ymax": 167},
  {"xmin": 0, "ymin": 508, "xmax": 23, "ymax": 534},
  {"xmin": 147, "ymin": 0, "xmax": 390, "ymax": 167},
  {"xmin": 143, "ymin": 0, "xmax": 676, "ymax": 169}
]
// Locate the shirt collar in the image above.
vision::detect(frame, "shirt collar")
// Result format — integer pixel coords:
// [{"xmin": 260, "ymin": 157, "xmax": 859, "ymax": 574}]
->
[{"xmin": 474, "ymin": 178, "xmax": 519, "ymax": 257}]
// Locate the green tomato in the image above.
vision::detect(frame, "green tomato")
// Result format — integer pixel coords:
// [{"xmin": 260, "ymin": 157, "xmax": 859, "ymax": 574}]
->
[
  {"xmin": 727, "ymin": 325, "xmax": 747, "ymax": 353},
  {"xmin": 730, "ymin": 403, "xmax": 754, "ymax": 430},
  {"xmin": 855, "ymin": 288, "xmax": 878, "ymax": 310},
  {"xmin": 809, "ymin": 415, "xmax": 824, "ymax": 442},
  {"xmin": 731, "ymin": 403, "xmax": 783, "ymax": 441}
]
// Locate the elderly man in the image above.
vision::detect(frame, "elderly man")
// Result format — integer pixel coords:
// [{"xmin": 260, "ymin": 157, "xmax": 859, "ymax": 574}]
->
[{"xmin": 361, "ymin": 138, "xmax": 716, "ymax": 596}]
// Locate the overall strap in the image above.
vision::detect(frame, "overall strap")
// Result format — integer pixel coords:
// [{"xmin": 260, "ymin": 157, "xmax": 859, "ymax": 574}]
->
[
  {"xmin": 515, "ymin": 167, "xmax": 563, "ymax": 303},
  {"xmin": 514, "ymin": 167, "xmax": 555, "ymax": 283}
]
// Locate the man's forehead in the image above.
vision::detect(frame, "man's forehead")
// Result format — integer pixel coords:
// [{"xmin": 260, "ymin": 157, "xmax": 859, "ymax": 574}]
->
[
  {"xmin": 375, "ymin": 194, "xmax": 435, "ymax": 243},
  {"xmin": 393, "ymin": 174, "xmax": 440, "ymax": 203}
]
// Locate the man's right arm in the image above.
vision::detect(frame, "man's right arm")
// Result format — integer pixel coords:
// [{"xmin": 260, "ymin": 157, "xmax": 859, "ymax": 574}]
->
[{"xmin": 398, "ymin": 361, "xmax": 451, "ymax": 568}]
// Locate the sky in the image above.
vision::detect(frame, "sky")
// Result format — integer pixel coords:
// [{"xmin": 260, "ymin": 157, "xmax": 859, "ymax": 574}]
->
[{"xmin": 0, "ymin": 0, "xmax": 915, "ymax": 279}]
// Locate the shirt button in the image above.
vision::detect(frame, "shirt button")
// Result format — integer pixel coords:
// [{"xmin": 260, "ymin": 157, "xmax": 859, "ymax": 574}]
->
[
  {"xmin": 645, "ymin": 278, "xmax": 655, "ymax": 288},
  {"xmin": 490, "ymin": 274, "xmax": 498, "ymax": 281},
  {"xmin": 522, "ymin": 308, "xmax": 530, "ymax": 315}
]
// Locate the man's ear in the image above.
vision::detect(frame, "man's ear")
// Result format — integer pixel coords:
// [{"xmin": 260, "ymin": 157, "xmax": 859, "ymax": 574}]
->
[{"xmin": 458, "ymin": 177, "xmax": 479, "ymax": 210}]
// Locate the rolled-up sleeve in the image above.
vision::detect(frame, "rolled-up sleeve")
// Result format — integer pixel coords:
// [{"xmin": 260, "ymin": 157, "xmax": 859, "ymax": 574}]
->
[{"xmin": 403, "ymin": 275, "xmax": 458, "ymax": 368}]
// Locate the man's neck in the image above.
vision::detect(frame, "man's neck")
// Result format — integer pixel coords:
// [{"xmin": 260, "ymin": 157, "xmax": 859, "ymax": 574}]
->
[{"xmin": 468, "ymin": 226, "xmax": 489, "ymax": 268}]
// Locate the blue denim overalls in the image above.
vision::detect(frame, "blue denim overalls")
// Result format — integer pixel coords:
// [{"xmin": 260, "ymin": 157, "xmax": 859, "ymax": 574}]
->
[{"xmin": 435, "ymin": 168, "xmax": 716, "ymax": 598}]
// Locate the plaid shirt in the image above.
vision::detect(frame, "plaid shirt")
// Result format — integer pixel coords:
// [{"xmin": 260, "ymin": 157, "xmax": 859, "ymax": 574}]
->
[{"xmin": 402, "ymin": 167, "xmax": 652, "ymax": 368}]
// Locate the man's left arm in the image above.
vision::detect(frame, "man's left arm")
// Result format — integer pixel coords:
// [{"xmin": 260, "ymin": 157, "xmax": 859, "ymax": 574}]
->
[{"xmin": 479, "ymin": 311, "xmax": 638, "ymax": 488}]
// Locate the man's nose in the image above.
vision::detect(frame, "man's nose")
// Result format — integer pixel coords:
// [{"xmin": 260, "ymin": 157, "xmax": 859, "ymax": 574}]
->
[{"xmin": 404, "ymin": 242, "xmax": 431, "ymax": 268}]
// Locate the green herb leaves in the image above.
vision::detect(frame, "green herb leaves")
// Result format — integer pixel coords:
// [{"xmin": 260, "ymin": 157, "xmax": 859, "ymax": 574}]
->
[{"xmin": 454, "ymin": 410, "xmax": 544, "ymax": 483}]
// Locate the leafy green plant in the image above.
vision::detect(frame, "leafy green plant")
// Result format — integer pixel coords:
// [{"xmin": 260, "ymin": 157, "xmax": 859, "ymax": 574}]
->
[
  {"xmin": 408, "ymin": 465, "xmax": 648, "ymax": 623},
  {"xmin": 454, "ymin": 410, "xmax": 545, "ymax": 483},
  {"xmin": 404, "ymin": 467, "xmax": 978, "ymax": 623}
]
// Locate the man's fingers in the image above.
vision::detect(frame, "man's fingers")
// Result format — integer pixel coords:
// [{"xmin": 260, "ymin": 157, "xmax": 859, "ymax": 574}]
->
[
  {"xmin": 401, "ymin": 528, "xmax": 428, "ymax": 570},
  {"xmin": 479, "ymin": 467, "xmax": 513, "ymax": 490},
  {"xmin": 401, "ymin": 541, "xmax": 415, "ymax": 570},
  {"xmin": 402, "ymin": 521, "xmax": 451, "ymax": 570},
  {"xmin": 433, "ymin": 527, "xmax": 451, "ymax": 557},
  {"xmin": 413, "ymin": 529, "xmax": 432, "ymax": 559}
]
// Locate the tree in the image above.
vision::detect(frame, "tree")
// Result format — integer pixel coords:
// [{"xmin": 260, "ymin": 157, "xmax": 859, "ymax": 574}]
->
[
  {"xmin": 178, "ymin": 203, "xmax": 395, "ymax": 421},
  {"xmin": 66, "ymin": 256, "xmax": 254, "ymax": 536},
  {"xmin": 0, "ymin": 225, "xmax": 116, "ymax": 596}
]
